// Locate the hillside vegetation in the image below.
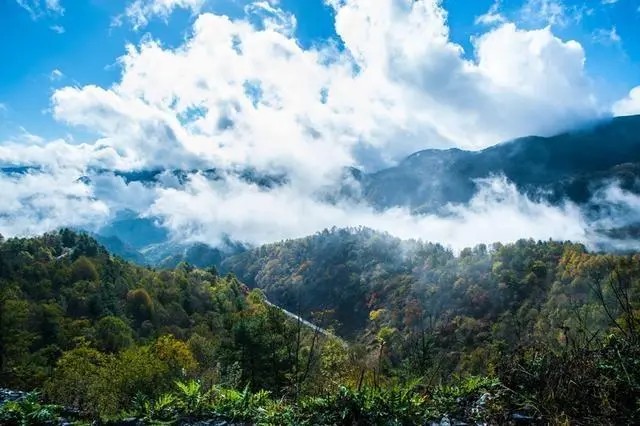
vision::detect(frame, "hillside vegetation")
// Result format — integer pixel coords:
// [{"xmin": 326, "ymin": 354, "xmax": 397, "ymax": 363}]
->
[
  {"xmin": 1, "ymin": 229, "xmax": 639, "ymax": 424},
  {"xmin": 0, "ymin": 230, "xmax": 347, "ymax": 422},
  {"xmin": 223, "ymin": 227, "xmax": 640, "ymax": 422}
]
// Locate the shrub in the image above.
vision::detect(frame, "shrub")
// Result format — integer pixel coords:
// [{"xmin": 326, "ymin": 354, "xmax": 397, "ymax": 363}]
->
[
  {"xmin": 94, "ymin": 316, "xmax": 134, "ymax": 353},
  {"xmin": 70, "ymin": 256, "xmax": 99, "ymax": 282},
  {"xmin": 0, "ymin": 392, "xmax": 62, "ymax": 426}
]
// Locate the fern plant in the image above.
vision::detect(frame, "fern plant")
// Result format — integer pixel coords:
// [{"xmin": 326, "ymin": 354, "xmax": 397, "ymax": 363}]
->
[
  {"xmin": 141, "ymin": 393, "xmax": 177, "ymax": 424},
  {"xmin": 0, "ymin": 392, "xmax": 62, "ymax": 426},
  {"xmin": 175, "ymin": 380, "xmax": 210, "ymax": 417}
]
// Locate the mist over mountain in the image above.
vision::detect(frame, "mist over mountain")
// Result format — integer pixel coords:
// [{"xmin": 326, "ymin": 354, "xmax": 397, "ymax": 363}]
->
[{"xmin": 12, "ymin": 114, "xmax": 635, "ymax": 263}]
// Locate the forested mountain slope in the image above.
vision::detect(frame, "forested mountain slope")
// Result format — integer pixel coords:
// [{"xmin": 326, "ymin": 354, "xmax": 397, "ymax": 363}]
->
[
  {"xmin": 0, "ymin": 230, "xmax": 342, "ymax": 418},
  {"xmin": 223, "ymin": 227, "xmax": 640, "ymax": 372},
  {"xmin": 1, "ymin": 230, "xmax": 640, "ymax": 424}
]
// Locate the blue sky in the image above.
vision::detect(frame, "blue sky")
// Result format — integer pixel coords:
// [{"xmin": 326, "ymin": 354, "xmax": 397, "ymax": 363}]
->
[{"xmin": 0, "ymin": 0, "xmax": 639, "ymax": 142}]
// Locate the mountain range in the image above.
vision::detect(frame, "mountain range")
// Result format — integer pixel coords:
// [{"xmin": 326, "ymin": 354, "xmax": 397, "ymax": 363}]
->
[
  {"xmin": 4, "ymin": 115, "xmax": 639, "ymax": 265},
  {"xmin": 86, "ymin": 115, "xmax": 640, "ymax": 264},
  {"xmin": 359, "ymin": 114, "xmax": 640, "ymax": 212}
]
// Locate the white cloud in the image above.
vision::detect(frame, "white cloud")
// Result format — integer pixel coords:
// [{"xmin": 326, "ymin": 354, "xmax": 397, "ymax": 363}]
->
[
  {"xmin": 593, "ymin": 26, "xmax": 621, "ymax": 46},
  {"xmin": 333, "ymin": 0, "xmax": 596, "ymax": 152},
  {"xmin": 53, "ymin": 0, "xmax": 600, "ymax": 170},
  {"xmin": 476, "ymin": 0, "xmax": 506, "ymax": 26},
  {"xmin": 613, "ymin": 86, "xmax": 640, "ymax": 116},
  {"xmin": 475, "ymin": 23, "xmax": 591, "ymax": 104},
  {"xmin": 45, "ymin": 0, "xmax": 62, "ymax": 14},
  {"xmin": 120, "ymin": 0, "xmax": 206, "ymax": 29},
  {"xmin": 50, "ymin": 25, "xmax": 65, "ymax": 34},
  {"xmin": 50, "ymin": 69, "xmax": 64, "ymax": 81},
  {"xmin": 15, "ymin": 0, "xmax": 64, "ymax": 19},
  {"xmin": 518, "ymin": 0, "xmax": 591, "ymax": 27},
  {"xmin": 0, "ymin": 169, "xmax": 109, "ymax": 237},
  {"xmin": 16, "ymin": 127, "xmax": 46, "ymax": 144},
  {"xmin": 51, "ymin": 85, "xmax": 212, "ymax": 171},
  {"xmin": 0, "ymin": 138, "xmax": 117, "ymax": 169},
  {"xmin": 0, "ymin": 0, "xmax": 623, "ymax": 250},
  {"xmin": 244, "ymin": 1, "xmax": 297, "ymax": 35},
  {"xmin": 520, "ymin": 0, "xmax": 569, "ymax": 27},
  {"xmin": 148, "ymin": 175, "xmax": 589, "ymax": 250}
]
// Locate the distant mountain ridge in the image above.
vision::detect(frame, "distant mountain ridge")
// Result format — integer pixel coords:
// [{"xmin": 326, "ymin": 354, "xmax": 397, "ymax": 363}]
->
[
  {"xmin": 85, "ymin": 114, "xmax": 640, "ymax": 262},
  {"xmin": 4, "ymin": 115, "xmax": 640, "ymax": 262},
  {"xmin": 93, "ymin": 211, "xmax": 244, "ymax": 268},
  {"xmin": 359, "ymin": 115, "xmax": 640, "ymax": 213}
]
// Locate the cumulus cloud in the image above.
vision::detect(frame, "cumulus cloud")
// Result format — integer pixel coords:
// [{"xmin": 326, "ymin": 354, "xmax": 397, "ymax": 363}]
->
[
  {"xmin": 56, "ymin": 0, "xmax": 599, "ymax": 172},
  {"xmin": 0, "ymin": 0, "xmax": 629, "ymax": 250},
  {"xmin": 613, "ymin": 87, "xmax": 640, "ymax": 116}
]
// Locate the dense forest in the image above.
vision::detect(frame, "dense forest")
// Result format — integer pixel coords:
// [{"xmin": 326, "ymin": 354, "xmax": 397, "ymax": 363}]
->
[
  {"xmin": 223, "ymin": 227, "xmax": 639, "ymax": 357},
  {"xmin": 223, "ymin": 227, "xmax": 640, "ymax": 421},
  {"xmin": 0, "ymin": 229, "xmax": 639, "ymax": 424}
]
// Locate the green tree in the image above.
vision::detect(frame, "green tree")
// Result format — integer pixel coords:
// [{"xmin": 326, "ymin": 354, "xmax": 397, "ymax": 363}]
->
[
  {"xmin": 94, "ymin": 316, "xmax": 134, "ymax": 353},
  {"xmin": 126, "ymin": 288, "xmax": 154, "ymax": 323},
  {"xmin": 71, "ymin": 256, "xmax": 99, "ymax": 282},
  {"xmin": 0, "ymin": 294, "xmax": 36, "ymax": 386},
  {"xmin": 45, "ymin": 345, "xmax": 114, "ymax": 415}
]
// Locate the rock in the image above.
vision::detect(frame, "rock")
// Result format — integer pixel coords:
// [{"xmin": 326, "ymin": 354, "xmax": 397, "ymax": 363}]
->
[
  {"xmin": 189, "ymin": 421, "xmax": 251, "ymax": 426},
  {"xmin": 0, "ymin": 388, "xmax": 28, "ymax": 404},
  {"xmin": 111, "ymin": 417, "xmax": 144, "ymax": 426},
  {"xmin": 512, "ymin": 412, "xmax": 536, "ymax": 424},
  {"xmin": 178, "ymin": 419, "xmax": 249, "ymax": 426}
]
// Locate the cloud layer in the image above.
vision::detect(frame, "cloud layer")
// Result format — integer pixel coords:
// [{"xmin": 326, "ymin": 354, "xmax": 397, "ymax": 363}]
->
[
  {"xmin": 148, "ymin": 175, "xmax": 591, "ymax": 250},
  {"xmin": 0, "ymin": 0, "xmax": 637, "ymax": 251},
  {"xmin": 54, "ymin": 0, "xmax": 602, "ymax": 171}
]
